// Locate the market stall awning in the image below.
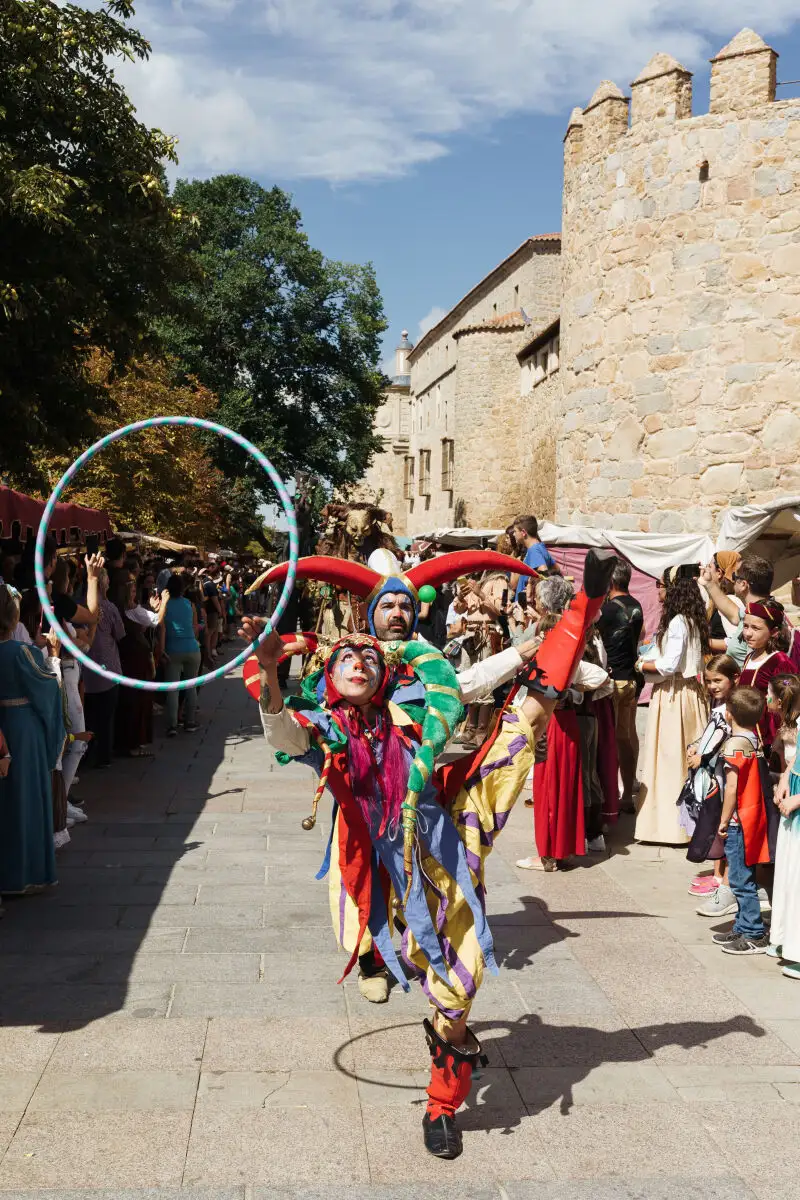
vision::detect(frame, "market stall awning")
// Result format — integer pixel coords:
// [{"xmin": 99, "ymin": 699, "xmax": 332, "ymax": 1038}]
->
[
  {"xmin": 116, "ymin": 531, "xmax": 198, "ymax": 554},
  {"xmin": 716, "ymin": 496, "xmax": 800, "ymax": 587},
  {"xmin": 0, "ymin": 485, "xmax": 112, "ymax": 543}
]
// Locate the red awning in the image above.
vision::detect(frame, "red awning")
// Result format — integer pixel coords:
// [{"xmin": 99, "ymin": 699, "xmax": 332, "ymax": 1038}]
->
[{"xmin": 0, "ymin": 485, "xmax": 112, "ymax": 543}]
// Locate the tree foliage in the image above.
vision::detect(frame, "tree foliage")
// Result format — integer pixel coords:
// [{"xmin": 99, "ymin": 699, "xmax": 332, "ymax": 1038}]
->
[
  {"xmin": 0, "ymin": 0, "xmax": 192, "ymax": 482},
  {"xmin": 159, "ymin": 175, "xmax": 388, "ymax": 495},
  {"xmin": 25, "ymin": 352, "xmax": 264, "ymax": 551}
]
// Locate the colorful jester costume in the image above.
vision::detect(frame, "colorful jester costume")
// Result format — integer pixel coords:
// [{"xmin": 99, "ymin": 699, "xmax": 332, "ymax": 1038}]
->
[{"xmin": 257, "ymin": 549, "xmax": 617, "ymax": 1160}]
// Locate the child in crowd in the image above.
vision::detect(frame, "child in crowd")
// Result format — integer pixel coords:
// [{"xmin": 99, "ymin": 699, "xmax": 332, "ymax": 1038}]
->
[
  {"xmin": 712, "ymin": 686, "xmax": 778, "ymax": 956},
  {"xmin": 766, "ymin": 675, "xmax": 800, "ymax": 774},
  {"xmin": 683, "ymin": 655, "xmax": 739, "ymax": 902},
  {"xmin": 767, "ymin": 675, "xmax": 800, "ymax": 979}
]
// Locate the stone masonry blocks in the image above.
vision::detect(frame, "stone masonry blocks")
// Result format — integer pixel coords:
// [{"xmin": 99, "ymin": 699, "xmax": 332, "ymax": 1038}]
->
[{"xmin": 558, "ymin": 26, "xmax": 800, "ymax": 533}]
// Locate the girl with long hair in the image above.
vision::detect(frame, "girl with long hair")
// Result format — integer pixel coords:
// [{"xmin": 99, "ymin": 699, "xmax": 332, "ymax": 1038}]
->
[{"xmin": 635, "ymin": 570, "xmax": 711, "ymax": 845}]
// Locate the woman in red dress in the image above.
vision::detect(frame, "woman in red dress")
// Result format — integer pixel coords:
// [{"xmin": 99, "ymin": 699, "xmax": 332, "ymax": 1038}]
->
[{"xmin": 738, "ymin": 600, "xmax": 795, "ymax": 750}]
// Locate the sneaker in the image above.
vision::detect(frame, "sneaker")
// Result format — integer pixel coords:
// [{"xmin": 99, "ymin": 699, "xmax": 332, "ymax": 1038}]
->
[
  {"xmin": 782, "ymin": 962, "xmax": 800, "ymax": 980},
  {"xmin": 66, "ymin": 801, "xmax": 88, "ymax": 825},
  {"xmin": 166, "ymin": 727, "xmax": 178, "ymax": 738},
  {"xmin": 689, "ymin": 879, "xmax": 719, "ymax": 896},
  {"xmin": 721, "ymin": 934, "xmax": 769, "ymax": 956},
  {"xmin": 53, "ymin": 829, "xmax": 71, "ymax": 850},
  {"xmin": 712, "ymin": 929, "xmax": 741, "ymax": 945},
  {"xmin": 184, "ymin": 723, "xmax": 199, "ymax": 733},
  {"xmin": 766, "ymin": 943, "xmax": 783, "ymax": 960},
  {"xmin": 587, "ymin": 835, "xmax": 606, "ymax": 853},
  {"xmin": 696, "ymin": 884, "xmax": 738, "ymax": 918},
  {"xmin": 691, "ymin": 873, "xmax": 719, "ymax": 888},
  {"xmin": 757, "ymin": 886, "xmax": 771, "ymax": 913}
]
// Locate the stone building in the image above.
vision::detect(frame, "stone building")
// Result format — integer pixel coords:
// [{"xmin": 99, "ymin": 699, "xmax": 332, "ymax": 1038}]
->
[
  {"xmin": 365, "ymin": 28, "xmax": 800, "ymax": 536},
  {"xmin": 403, "ymin": 236, "xmax": 560, "ymax": 529},
  {"xmin": 359, "ymin": 332, "xmax": 413, "ymax": 534},
  {"xmin": 560, "ymin": 28, "xmax": 800, "ymax": 533}
]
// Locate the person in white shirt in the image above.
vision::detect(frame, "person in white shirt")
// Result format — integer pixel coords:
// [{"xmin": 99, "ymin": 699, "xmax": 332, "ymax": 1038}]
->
[{"xmin": 635, "ymin": 569, "xmax": 711, "ymax": 845}]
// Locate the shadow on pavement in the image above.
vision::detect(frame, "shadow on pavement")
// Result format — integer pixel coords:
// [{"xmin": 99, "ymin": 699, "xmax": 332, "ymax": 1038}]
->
[{"xmin": 0, "ymin": 651, "xmax": 242, "ymax": 1029}]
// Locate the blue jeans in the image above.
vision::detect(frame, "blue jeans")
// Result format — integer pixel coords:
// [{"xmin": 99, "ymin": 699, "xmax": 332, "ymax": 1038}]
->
[
  {"xmin": 164, "ymin": 650, "xmax": 201, "ymax": 730},
  {"xmin": 726, "ymin": 821, "xmax": 765, "ymax": 939}
]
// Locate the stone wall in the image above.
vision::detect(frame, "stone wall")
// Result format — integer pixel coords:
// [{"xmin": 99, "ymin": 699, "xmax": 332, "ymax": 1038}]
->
[
  {"xmin": 406, "ymin": 241, "xmax": 561, "ymax": 531},
  {"xmin": 454, "ymin": 331, "xmax": 559, "ymax": 528},
  {"xmin": 558, "ymin": 29, "xmax": 800, "ymax": 534},
  {"xmin": 358, "ymin": 385, "xmax": 410, "ymax": 534}
]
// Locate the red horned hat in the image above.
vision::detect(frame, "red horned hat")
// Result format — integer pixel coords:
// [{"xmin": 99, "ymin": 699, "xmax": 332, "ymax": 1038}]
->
[{"xmin": 246, "ymin": 549, "xmax": 540, "ymax": 601}]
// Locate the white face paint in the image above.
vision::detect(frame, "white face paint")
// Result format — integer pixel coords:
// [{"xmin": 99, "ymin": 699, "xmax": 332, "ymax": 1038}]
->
[
  {"xmin": 331, "ymin": 645, "xmax": 383, "ymax": 704},
  {"xmin": 372, "ymin": 591, "xmax": 415, "ymax": 641}
]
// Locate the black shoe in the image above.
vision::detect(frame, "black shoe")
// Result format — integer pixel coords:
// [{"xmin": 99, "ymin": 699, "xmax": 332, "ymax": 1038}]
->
[
  {"xmin": 712, "ymin": 929, "xmax": 740, "ymax": 945},
  {"xmin": 166, "ymin": 727, "xmax": 178, "ymax": 738},
  {"xmin": 721, "ymin": 934, "xmax": 769, "ymax": 955},
  {"xmin": 582, "ymin": 549, "xmax": 619, "ymax": 599},
  {"xmin": 422, "ymin": 1112, "xmax": 463, "ymax": 1159}
]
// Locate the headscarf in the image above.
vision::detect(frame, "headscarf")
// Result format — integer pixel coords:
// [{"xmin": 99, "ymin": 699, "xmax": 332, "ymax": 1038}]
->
[
  {"xmin": 745, "ymin": 598, "xmax": 784, "ymax": 630},
  {"xmin": 714, "ymin": 551, "xmax": 741, "ymax": 583}
]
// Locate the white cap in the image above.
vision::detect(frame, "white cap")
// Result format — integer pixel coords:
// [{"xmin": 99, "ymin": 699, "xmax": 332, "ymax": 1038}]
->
[{"xmin": 367, "ymin": 548, "xmax": 403, "ymax": 577}]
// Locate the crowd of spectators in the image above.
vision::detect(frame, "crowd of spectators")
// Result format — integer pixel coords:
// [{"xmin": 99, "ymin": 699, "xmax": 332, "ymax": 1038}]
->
[
  {"xmin": 2, "ymin": 514, "xmax": 799, "ymax": 979},
  {"xmin": 0, "ymin": 534, "xmax": 259, "ymax": 913},
  {"xmin": 399, "ymin": 518, "xmax": 800, "ymax": 974}
]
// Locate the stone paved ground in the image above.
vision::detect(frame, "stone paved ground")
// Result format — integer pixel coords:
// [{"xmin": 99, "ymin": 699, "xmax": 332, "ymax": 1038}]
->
[{"xmin": 0, "ymin": 657, "xmax": 798, "ymax": 1200}]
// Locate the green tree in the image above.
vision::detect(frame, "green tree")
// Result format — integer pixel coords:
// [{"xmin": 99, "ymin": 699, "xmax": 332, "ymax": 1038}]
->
[
  {"xmin": 0, "ymin": 0, "xmax": 191, "ymax": 484},
  {"xmin": 26, "ymin": 351, "xmax": 264, "ymax": 552},
  {"xmin": 160, "ymin": 174, "xmax": 388, "ymax": 497}
]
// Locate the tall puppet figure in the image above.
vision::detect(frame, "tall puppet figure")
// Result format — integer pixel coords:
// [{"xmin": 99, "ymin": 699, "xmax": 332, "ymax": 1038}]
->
[{"xmin": 243, "ymin": 549, "xmax": 617, "ymax": 1160}]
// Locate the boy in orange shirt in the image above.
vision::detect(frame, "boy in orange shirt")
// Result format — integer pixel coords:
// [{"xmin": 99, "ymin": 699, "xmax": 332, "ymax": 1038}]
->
[{"xmin": 712, "ymin": 685, "xmax": 777, "ymax": 955}]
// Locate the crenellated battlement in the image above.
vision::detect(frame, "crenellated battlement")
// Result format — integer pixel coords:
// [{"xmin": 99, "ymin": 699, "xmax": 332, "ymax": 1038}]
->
[
  {"xmin": 566, "ymin": 27, "xmax": 780, "ymax": 164},
  {"xmin": 556, "ymin": 25, "xmax": 800, "ymax": 534}
]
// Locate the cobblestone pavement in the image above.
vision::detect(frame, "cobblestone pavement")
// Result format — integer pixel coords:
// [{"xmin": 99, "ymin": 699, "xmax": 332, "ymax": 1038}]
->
[{"xmin": 0, "ymin": 657, "xmax": 798, "ymax": 1199}]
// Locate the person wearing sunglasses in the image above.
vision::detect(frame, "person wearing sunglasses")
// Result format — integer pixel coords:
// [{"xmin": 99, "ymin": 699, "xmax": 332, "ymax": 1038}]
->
[{"xmin": 701, "ymin": 555, "xmax": 774, "ymax": 669}]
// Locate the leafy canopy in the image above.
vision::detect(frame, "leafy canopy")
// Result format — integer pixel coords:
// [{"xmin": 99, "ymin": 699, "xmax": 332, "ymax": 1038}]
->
[
  {"xmin": 32, "ymin": 352, "xmax": 264, "ymax": 552},
  {"xmin": 160, "ymin": 175, "xmax": 388, "ymax": 495},
  {"xmin": 0, "ymin": 0, "xmax": 191, "ymax": 482}
]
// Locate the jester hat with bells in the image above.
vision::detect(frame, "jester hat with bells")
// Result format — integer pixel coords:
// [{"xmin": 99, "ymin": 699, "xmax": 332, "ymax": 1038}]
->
[
  {"xmin": 247, "ymin": 547, "xmax": 541, "ymax": 636},
  {"xmin": 276, "ymin": 631, "xmax": 499, "ymax": 992}
]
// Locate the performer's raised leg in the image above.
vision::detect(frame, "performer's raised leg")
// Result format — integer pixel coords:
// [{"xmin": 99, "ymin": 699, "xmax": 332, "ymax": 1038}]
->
[{"xmin": 527, "ymin": 549, "xmax": 618, "ymax": 694}]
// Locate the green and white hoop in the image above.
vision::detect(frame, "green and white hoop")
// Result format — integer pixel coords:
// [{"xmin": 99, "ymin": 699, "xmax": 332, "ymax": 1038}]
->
[{"xmin": 34, "ymin": 416, "xmax": 298, "ymax": 692}]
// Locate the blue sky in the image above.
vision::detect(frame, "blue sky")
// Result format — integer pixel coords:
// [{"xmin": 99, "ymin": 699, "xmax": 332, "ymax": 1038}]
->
[{"xmin": 120, "ymin": 2, "xmax": 800, "ymax": 364}]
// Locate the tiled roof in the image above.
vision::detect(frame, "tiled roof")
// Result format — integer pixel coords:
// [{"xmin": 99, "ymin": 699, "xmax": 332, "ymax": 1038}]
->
[
  {"xmin": 408, "ymin": 234, "xmax": 561, "ymax": 362},
  {"xmin": 454, "ymin": 308, "xmax": 531, "ymax": 337}
]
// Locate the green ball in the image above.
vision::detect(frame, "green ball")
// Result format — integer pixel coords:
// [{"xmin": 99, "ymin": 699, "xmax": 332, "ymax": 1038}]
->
[{"xmin": 418, "ymin": 585, "xmax": 437, "ymax": 604}]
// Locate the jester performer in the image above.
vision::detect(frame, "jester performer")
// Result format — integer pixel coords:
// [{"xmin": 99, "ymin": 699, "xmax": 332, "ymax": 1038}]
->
[{"xmin": 241, "ymin": 548, "xmax": 617, "ymax": 1160}]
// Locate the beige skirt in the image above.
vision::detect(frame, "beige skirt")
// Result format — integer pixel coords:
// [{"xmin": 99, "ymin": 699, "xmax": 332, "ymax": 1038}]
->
[{"xmin": 635, "ymin": 676, "xmax": 709, "ymax": 846}]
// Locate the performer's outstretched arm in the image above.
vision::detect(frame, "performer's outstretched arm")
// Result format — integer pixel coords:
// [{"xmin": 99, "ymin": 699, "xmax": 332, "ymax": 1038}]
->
[{"xmin": 240, "ymin": 618, "xmax": 311, "ymax": 756}]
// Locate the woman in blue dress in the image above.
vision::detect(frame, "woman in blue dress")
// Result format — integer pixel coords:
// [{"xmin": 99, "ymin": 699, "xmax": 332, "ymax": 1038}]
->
[{"xmin": 0, "ymin": 585, "xmax": 66, "ymax": 896}]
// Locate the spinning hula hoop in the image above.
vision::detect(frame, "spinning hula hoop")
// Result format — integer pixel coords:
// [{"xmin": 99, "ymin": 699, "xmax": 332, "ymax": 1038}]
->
[{"xmin": 34, "ymin": 416, "xmax": 299, "ymax": 692}]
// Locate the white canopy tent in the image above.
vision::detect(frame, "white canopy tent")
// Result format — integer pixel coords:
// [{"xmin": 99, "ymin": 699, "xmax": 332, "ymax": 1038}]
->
[
  {"xmin": 716, "ymin": 495, "xmax": 800, "ymax": 588},
  {"xmin": 416, "ymin": 497, "xmax": 800, "ymax": 583},
  {"xmin": 414, "ymin": 523, "xmax": 714, "ymax": 577}
]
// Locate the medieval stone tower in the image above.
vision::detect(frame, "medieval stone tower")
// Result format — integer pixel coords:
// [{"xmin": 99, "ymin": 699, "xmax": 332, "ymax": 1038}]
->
[{"xmin": 559, "ymin": 29, "xmax": 800, "ymax": 534}]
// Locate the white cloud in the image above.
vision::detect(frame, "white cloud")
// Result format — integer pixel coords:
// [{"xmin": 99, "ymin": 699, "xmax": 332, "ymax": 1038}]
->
[
  {"xmin": 418, "ymin": 306, "xmax": 448, "ymax": 336},
  {"xmin": 120, "ymin": 1, "xmax": 800, "ymax": 182}
]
